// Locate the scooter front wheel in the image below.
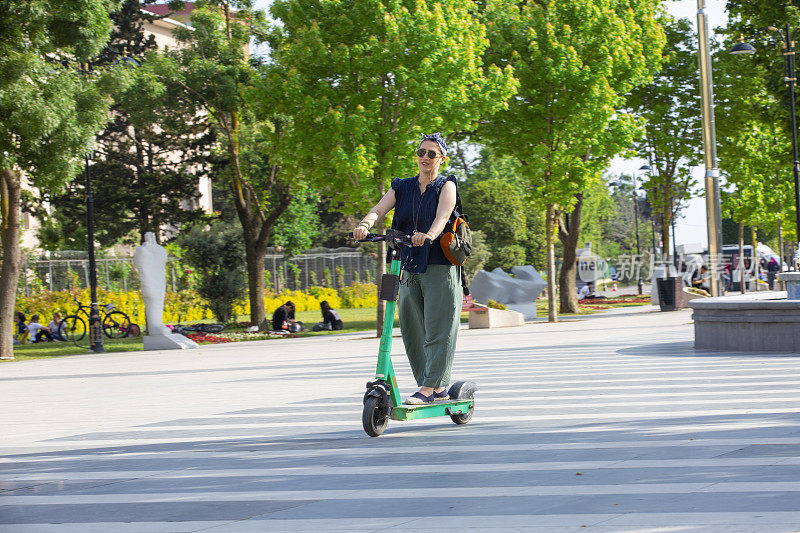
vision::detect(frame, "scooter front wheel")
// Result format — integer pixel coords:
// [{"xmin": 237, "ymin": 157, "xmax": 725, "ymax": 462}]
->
[{"xmin": 362, "ymin": 396, "xmax": 389, "ymax": 437}]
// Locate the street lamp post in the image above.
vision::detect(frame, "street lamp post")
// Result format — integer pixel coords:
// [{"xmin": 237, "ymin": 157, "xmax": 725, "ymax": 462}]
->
[
  {"xmin": 78, "ymin": 50, "xmax": 138, "ymax": 353},
  {"xmin": 633, "ymin": 164, "xmax": 650, "ymax": 295},
  {"xmin": 84, "ymin": 151, "xmax": 104, "ymax": 353},
  {"xmin": 697, "ymin": 0, "xmax": 724, "ymax": 296},
  {"xmin": 731, "ymin": 25, "xmax": 800, "ymax": 267}
]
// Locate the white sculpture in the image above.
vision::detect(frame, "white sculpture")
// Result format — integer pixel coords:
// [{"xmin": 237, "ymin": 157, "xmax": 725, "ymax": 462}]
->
[
  {"xmin": 469, "ymin": 266, "xmax": 546, "ymax": 320},
  {"xmin": 134, "ymin": 232, "xmax": 198, "ymax": 350}
]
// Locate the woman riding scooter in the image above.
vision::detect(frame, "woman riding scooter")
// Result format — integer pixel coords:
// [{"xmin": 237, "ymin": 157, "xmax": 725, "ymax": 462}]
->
[{"xmin": 352, "ymin": 133, "xmax": 460, "ymax": 405}]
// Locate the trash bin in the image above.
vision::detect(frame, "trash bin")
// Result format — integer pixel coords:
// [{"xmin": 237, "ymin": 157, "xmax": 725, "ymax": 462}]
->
[{"xmin": 657, "ymin": 277, "xmax": 677, "ymax": 311}]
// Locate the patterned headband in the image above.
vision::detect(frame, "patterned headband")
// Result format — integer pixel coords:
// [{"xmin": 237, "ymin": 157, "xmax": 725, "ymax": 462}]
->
[{"xmin": 419, "ymin": 132, "xmax": 448, "ymax": 156}]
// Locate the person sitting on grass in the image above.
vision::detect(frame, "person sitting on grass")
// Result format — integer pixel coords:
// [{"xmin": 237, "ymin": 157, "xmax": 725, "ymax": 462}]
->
[
  {"xmin": 271, "ymin": 301, "xmax": 303, "ymax": 332},
  {"xmin": 48, "ymin": 312, "xmax": 66, "ymax": 341},
  {"xmin": 312, "ymin": 300, "xmax": 344, "ymax": 331},
  {"xmin": 28, "ymin": 314, "xmax": 54, "ymax": 343},
  {"xmin": 578, "ymin": 282, "xmax": 606, "ymax": 300},
  {"xmin": 13, "ymin": 312, "xmax": 28, "ymax": 345}
]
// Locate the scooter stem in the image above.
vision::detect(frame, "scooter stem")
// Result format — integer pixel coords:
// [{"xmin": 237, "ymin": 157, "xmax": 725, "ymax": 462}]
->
[{"xmin": 376, "ymin": 253, "xmax": 403, "ymax": 407}]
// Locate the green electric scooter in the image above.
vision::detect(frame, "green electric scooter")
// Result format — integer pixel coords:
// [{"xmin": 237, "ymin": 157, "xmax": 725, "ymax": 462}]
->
[{"xmin": 353, "ymin": 229, "xmax": 477, "ymax": 437}]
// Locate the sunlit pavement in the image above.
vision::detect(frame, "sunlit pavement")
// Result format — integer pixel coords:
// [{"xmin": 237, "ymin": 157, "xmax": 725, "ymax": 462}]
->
[{"xmin": 3, "ymin": 305, "xmax": 800, "ymax": 532}]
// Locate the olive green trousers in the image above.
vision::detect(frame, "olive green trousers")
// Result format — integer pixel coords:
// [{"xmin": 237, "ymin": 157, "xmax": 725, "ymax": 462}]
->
[{"xmin": 398, "ymin": 264, "xmax": 461, "ymax": 388}]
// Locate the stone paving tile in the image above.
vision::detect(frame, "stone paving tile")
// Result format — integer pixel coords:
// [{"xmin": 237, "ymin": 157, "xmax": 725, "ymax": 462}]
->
[{"xmin": 3, "ymin": 306, "xmax": 800, "ymax": 531}]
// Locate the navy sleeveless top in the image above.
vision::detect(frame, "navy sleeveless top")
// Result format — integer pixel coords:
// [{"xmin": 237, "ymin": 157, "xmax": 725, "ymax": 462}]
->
[{"xmin": 389, "ymin": 174, "xmax": 456, "ymax": 273}]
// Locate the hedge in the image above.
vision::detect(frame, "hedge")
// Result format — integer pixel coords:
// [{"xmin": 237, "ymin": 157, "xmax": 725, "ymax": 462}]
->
[{"xmin": 15, "ymin": 282, "xmax": 378, "ymax": 326}]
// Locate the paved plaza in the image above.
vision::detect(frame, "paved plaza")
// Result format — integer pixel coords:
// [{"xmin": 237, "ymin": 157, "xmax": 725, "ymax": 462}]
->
[{"xmin": 2, "ymin": 305, "xmax": 800, "ymax": 532}]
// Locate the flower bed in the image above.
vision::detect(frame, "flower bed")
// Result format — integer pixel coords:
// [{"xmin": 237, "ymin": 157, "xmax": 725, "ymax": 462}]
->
[
  {"xmin": 184, "ymin": 330, "xmax": 298, "ymax": 344},
  {"xmin": 579, "ymin": 295, "xmax": 652, "ymax": 310}
]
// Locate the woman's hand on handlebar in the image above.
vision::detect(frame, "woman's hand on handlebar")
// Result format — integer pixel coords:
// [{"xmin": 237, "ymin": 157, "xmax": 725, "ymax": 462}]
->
[
  {"xmin": 411, "ymin": 231, "xmax": 433, "ymax": 247},
  {"xmin": 352, "ymin": 225, "xmax": 369, "ymax": 241}
]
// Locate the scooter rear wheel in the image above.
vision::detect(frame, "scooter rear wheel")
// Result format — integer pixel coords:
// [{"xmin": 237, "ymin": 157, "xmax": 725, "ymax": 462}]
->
[
  {"xmin": 362, "ymin": 396, "xmax": 389, "ymax": 437},
  {"xmin": 448, "ymin": 380, "xmax": 476, "ymax": 425}
]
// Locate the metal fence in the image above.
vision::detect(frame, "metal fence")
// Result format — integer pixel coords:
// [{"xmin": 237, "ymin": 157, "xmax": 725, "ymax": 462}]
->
[
  {"xmin": 265, "ymin": 247, "xmax": 376, "ymax": 292},
  {"xmin": 19, "ymin": 247, "xmax": 376, "ymax": 295}
]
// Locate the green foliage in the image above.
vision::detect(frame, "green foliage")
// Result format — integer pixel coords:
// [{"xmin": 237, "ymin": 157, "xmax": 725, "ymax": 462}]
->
[
  {"xmin": 26, "ymin": 0, "xmax": 210, "ymax": 250},
  {"xmin": 335, "ymin": 266, "xmax": 345, "ymax": 288},
  {"xmin": 175, "ymin": 220, "xmax": 247, "ymax": 323},
  {"xmin": 716, "ymin": 9, "xmax": 795, "ymax": 238},
  {"xmin": 457, "ymin": 146, "xmax": 540, "ymax": 271},
  {"xmin": 465, "ymin": 178, "xmax": 527, "ymax": 244},
  {"xmin": 267, "ymin": 0, "xmax": 518, "ymax": 209},
  {"xmin": 480, "ymin": 0, "xmax": 665, "ymax": 206},
  {"xmin": 484, "ymin": 244, "xmax": 526, "ymax": 272},
  {"xmin": 337, "ymin": 282, "xmax": 377, "ymax": 309},
  {"xmin": 580, "ymin": 178, "xmax": 627, "ymax": 259},
  {"xmin": 602, "ymin": 174, "xmax": 644, "ymax": 256},
  {"xmin": 524, "ymin": 208, "xmax": 547, "ymax": 270},
  {"xmin": 149, "ymin": 1, "xmax": 294, "ymax": 327},
  {"xmin": 0, "ymin": 1, "xmax": 125, "ymax": 188},
  {"xmin": 487, "ymin": 300, "xmax": 507, "ymax": 310},
  {"xmin": 0, "ymin": 0, "xmax": 124, "ymax": 358},
  {"xmin": 463, "ymin": 229, "xmax": 490, "ymax": 282},
  {"xmin": 269, "ymin": 186, "xmax": 321, "ymax": 256},
  {"xmin": 478, "ymin": 0, "xmax": 665, "ymax": 317}
]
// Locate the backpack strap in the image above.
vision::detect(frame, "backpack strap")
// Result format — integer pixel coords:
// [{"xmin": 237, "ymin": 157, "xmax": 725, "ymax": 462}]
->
[{"xmin": 449, "ymin": 175, "xmax": 465, "ymax": 219}]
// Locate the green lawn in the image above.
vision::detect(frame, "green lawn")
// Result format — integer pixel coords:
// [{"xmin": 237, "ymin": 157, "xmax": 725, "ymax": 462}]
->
[
  {"xmin": 291, "ymin": 307, "xmax": 399, "ymax": 334},
  {"xmin": 9, "ymin": 307, "xmax": 398, "ymax": 360},
  {"xmin": 12, "ymin": 336, "xmax": 145, "ymax": 361}
]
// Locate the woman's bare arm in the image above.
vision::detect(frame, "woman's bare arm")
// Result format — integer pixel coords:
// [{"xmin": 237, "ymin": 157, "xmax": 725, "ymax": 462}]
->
[{"xmin": 353, "ymin": 189, "xmax": 396, "ymax": 239}]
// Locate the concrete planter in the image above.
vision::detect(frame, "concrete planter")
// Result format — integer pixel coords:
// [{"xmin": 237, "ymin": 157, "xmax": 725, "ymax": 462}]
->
[
  {"xmin": 468, "ymin": 308, "xmax": 525, "ymax": 329},
  {"xmin": 688, "ymin": 291, "xmax": 800, "ymax": 352},
  {"xmin": 778, "ymin": 272, "xmax": 800, "ymax": 300},
  {"xmin": 682, "ymin": 287, "xmax": 710, "ymax": 303}
]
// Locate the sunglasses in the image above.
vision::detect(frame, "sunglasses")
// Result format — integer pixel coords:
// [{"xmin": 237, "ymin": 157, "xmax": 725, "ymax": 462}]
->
[{"xmin": 416, "ymin": 148, "xmax": 442, "ymax": 159}]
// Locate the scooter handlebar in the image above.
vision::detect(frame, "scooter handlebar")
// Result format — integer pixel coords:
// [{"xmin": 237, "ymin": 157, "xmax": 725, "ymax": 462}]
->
[{"xmin": 348, "ymin": 231, "xmax": 431, "ymax": 246}]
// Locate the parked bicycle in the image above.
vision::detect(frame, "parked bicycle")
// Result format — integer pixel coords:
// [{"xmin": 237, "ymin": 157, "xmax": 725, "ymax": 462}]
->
[
  {"xmin": 171, "ymin": 323, "xmax": 225, "ymax": 335},
  {"xmin": 62, "ymin": 301, "xmax": 141, "ymax": 342}
]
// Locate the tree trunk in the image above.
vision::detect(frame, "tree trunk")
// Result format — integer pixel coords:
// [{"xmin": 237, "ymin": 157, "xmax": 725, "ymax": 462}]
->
[
  {"xmin": 227, "ymin": 133, "xmax": 270, "ymax": 330},
  {"xmin": 245, "ymin": 241, "xmax": 268, "ymax": 329},
  {"xmin": 0, "ymin": 169, "xmax": 22, "ymax": 359},
  {"xmin": 752, "ymin": 226, "xmax": 759, "ymax": 291},
  {"xmin": 738, "ymin": 222, "xmax": 746, "ymax": 295},
  {"xmin": 778, "ymin": 218, "xmax": 785, "ymax": 289},
  {"xmin": 661, "ymin": 212, "xmax": 671, "ymax": 265},
  {"xmin": 545, "ymin": 203, "xmax": 557, "ymax": 323},
  {"xmin": 557, "ymin": 195, "xmax": 583, "ymax": 314}
]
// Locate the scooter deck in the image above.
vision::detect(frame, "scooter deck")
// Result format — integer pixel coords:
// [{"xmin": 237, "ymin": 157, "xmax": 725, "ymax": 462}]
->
[{"xmin": 391, "ymin": 399, "xmax": 473, "ymax": 421}]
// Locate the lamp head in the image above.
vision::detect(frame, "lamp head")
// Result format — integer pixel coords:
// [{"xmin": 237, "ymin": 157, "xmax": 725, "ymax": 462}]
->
[{"xmin": 729, "ymin": 42, "xmax": 756, "ymax": 55}]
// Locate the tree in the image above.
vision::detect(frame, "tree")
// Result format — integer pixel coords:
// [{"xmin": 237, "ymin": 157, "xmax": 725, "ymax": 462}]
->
[
  {"xmin": 464, "ymin": 178, "xmax": 527, "ymax": 270},
  {"xmin": 603, "ymin": 173, "xmax": 648, "ymax": 260},
  {"xmin": 176, "ymin": 219, "xmax": 246, "ymax": 323},
  {"xmin": 627, "ymin": 17, "xmax": 702, "ymax": 257},
  {"xmin": 25, "ymin": 0, "xmax": 211, "ymax": 251},
  {"xmin": 267, "ymin": 0, "xmax": 518, "ymax": 333},
  {"xmin": 718, "ymin": 5, "xmax": 796, "ymax": 256},
  {"xmin": 479, "ymin": 0, "xmax": 665, "ymax": 318},
  {"xmin": 0, "ymin": 0, "xmax": 122, "ymax": 358},
  {"xmin": 580, "ymin": 177, "xmax": 631, "ymax": 260},
  {"xmin": 150, "ymin": 1, "xmax": 300, "ymax": 330}
]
